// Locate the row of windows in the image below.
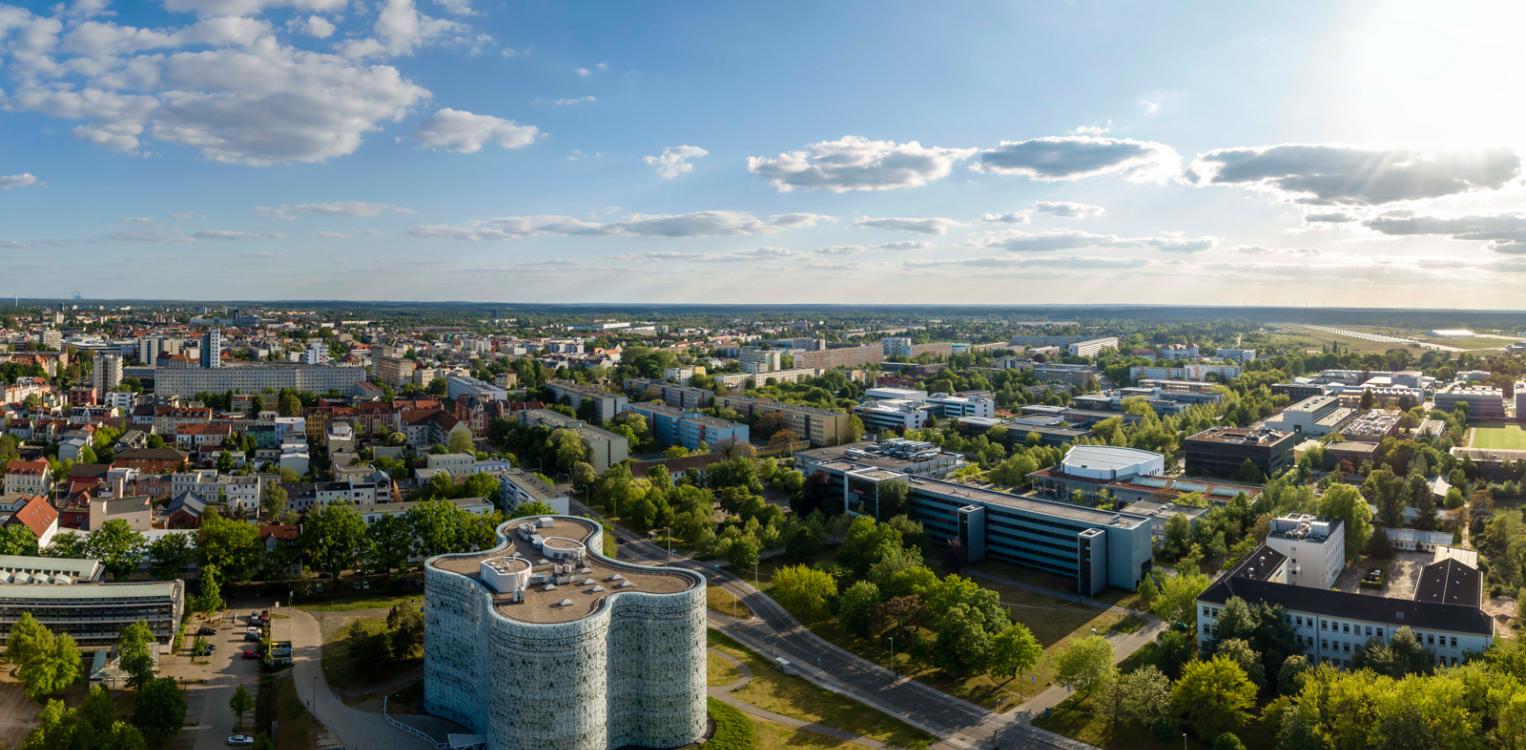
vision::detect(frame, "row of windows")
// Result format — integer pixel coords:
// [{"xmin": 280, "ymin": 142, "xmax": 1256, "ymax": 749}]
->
[{"xmin": 1206, "ymin": 607, "xmax": 1464, "ymax": 651}]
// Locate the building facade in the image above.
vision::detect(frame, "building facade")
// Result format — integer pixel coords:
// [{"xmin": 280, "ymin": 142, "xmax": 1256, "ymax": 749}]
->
[
  {"xmin": 423, "ymin": 516, "xmax": 706, "ymax": 750},
  {"xmin": 152, "ymin": 364, "xmax": 367, "ymax": 398},
  {"xmin": 0, "ymin": 555, "xmax": 183, "ymax": 652}
]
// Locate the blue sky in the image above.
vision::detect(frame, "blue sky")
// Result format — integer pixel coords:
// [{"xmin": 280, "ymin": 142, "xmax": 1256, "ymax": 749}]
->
[{"xmin": 3, "ymin": 0, "xmax": 1526, "ymax": 306}]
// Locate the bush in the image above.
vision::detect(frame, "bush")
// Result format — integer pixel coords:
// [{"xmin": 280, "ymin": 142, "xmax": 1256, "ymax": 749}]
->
[
  {"xmin": 1211, "ymin": 731, "xmax": 1246, "ymax": 750},
  {"xmin": 705, "ymin": 697, "xmax": 756, "ymax": 749}
]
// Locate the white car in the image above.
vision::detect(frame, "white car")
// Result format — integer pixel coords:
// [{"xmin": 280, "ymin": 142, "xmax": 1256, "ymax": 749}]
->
[{"xmin": 226, "ymin": 735, "xmax": 255, "ymax": 746}]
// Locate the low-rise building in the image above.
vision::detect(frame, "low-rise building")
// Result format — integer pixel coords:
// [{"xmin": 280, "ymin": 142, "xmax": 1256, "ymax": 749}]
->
[
  {"xmin": 0, "ymin": 555, "xmax": 184, "ymax": 653},
  {"xmin": 1265, "ymin": 395, "xmax": 1355, "ymax": 437},
  {"xmin": 499, "ymin": 469, "xmax": 571, "ymax": 515},
  {"xmin": 1264, "ymin": 514, "xmax": 1346, "ymax": 589},
  {"xmin": 518, "ymin": 409, "xmax": 630, "ymax": 473},
  {"xmin": 714, "ymin": 395, "xmax": 851, "ymax": 447},
  {"xmin": 1183, "ymin": 426, "xmax": 1296, "ymax": 478},
  {"xmin": 3, "ymin": 459, "xmax": 50, "ymax": 496},
  {"xmin": 1028, "ymin": 445, "xmax": 1166, "ymax": 503}
]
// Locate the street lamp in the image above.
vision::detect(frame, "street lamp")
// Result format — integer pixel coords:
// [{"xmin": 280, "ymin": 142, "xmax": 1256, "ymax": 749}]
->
[{"xmin": 888, "ymin": 636, "xmax": 896, "ymax": 677}]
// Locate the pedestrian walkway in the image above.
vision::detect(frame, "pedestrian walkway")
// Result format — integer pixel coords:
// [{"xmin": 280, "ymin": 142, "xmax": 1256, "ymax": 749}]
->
[{"xmin": 706, "ymin": 647, "xmax": 887, "ymax": 749}]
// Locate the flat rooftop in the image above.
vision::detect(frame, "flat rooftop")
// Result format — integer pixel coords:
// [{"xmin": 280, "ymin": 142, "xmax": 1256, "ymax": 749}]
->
[
  {"xmin": 1187, "ymin": 426, "xmax": 1293, "ymax": 446},
  {"xmin": 428, "ymin": 517, "xmax": 698, "ymax": 624},
  {"xmin": 905, "ymin": 475, "xmax": 1150, "ymax": 529}
]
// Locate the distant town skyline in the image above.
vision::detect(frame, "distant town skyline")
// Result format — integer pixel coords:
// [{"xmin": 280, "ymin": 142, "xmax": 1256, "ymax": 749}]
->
[{"xmin": 3, "ymin": 0, "xmax": 1526, "ymax": 307}]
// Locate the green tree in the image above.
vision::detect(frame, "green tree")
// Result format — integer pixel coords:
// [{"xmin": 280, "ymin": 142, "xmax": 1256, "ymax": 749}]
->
[
  {"xmin": 386, "ymin": 601, "xmax": 426, "ymax": 660},
  {"xmin": 0, "ymin": 523, "xmax": 39, "ymax": 556},
  {"xmin": 548, "ymin": 428, "xmax": 587, "ymax": 471},
  {"xmin": 1151, "ymin": 571, "xmax": 1211, "ymax": 629},
  {"xmin": 446, "ymin": 429, "xmax": 474, "ymax": 454},
  {"xmin": 278, "ymin": 392, "xmax": 302, "ymax": 417},
  {"xmin": 133, "ymin": 677, "xmax": 187, "ymax": 747},
  {"xmin": 989, "ymin": 622, "xmax": 1042, "ymax": 681},
  {"xmin": 875, "ymin": 479, "xmax": 911, "ymax": 520},
  {"xmin": 366, "ymin": 514, "xmax": 415, "ymax": 573},
  {"xmin": 1116, "ymin": 665, "xmax": 1172, "ymax": 729},
  {"xmin": 146, "ymin": 533, "xmax": 195, "ymax": 580},
  {"xmin": 1353, "ymin": 626, "xmax": 1434, "ymax": 677},
  {"xmin": 196, "ymin": 564, "xmax": 224, "ymax": 613},
  {"xmin": 1172, "ymin": 655, "xmax": 1257, "ymax": 739},
  {"xmin": 1055, "ymin": 634, "xmax": 1115, "ymax": 696},
  {"xmin": 117, "ymin": 620, "xmax": 156, "ymax": 690},
  {"xmin": 228, "ymin": 684, "xmax": 254, "ymax": 731},
  {"xmin": 5, "ymin": 611, "xmax": 49, "ymax": 664},
  {"xmin": 302, "ymin": 503, "xmax": 372, "ymax": 578},
  {"xmin": 85, "ymin": 519, "xmax": 145, "ymax": 580},
  {"xmin": 724, "ymin": 532, "xmax": 761, "ymax": 572},
  {"xmin": 196, "ymin": 512, "xmax": 262, "ymax": 579},
  {"xmin": 771, "ymin": 564, "xmax": 837, "ymax": 622},
  {"xmin": 836, "ymin": 580, "xmax": 881, "ymax": 636},
  {"xmin": 262, "ymin": 483, "xmax": 289, "ymax": 519},
  {"xmin": 19, "ymin": 631, "xmax": 81, "ymax": 701},
  {"xmin": 1316, "ymin": 483, "xmax": 1373, "ymax": 560},
  {"xmin": 508, "ymin": 500, "xmax": 556, "ymax": 518}
]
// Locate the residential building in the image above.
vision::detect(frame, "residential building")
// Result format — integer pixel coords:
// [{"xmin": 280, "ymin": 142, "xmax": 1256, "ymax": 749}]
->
[
  {"xmin": 1067, "ymin": 337, "xmax": 1119, "ymax": 357},
  {"xmin": 518, "ymin": 409, "xmax": 630, "ymax": 473},
  {"xmin": 714, "ymin": 395, "xmax": 851, "ymax": 447},
  {"xmin": 0, "ymin": 555, "xmax": 183, "ymax": 653},
  {"xmin": 89, "ymin": 496, "xmax": 152, "ymax": 532},
  {"xmin": 151, "ymin": 363, "xmax": 367, "ymax": 398},
  {"xmin": 546, "ymin": 381, "xmax": 629, "ymax": 424},
  {"xmin": 1157, "ymin": 344, "xmax": 1199, "ymax": 360},
  {"xmin": 795, "ymin": 344, "xmax": 883, "ymax": 370},
  {"xmin": 374, "ymin": 355, "xmax": 417, "ymax": 387},
  {"xmin": 425, "ymin": 452, "xmax": 478, "ymax": 476},
  {"xmin": 1216, "ymin": 348, "xmax": 1257, "ymax": 362},
  {"xmin": 499, "ymin": 469, "xmax": 571, "ymax": 515},
  {"xmin": 3, "ymin": 459, "xmax": 50, "ymax": 496},
  {"xmin": 199, "ymin": 327, "xmax": 221, "ymax": 368},
  {"xmin": 626, "ymin": 402, "xmax": 749, "ymax": 451},
  {"xmin": 624, "ymin": 378, "xmax": 714, "ymax": 409},
  {"xmin": 1130, "ymin": 364, "xmax": 1243, "ymax": 382},
  {"xmin": 927, "ymin": 392, "xmax": 995, "ymax": 419},
  {"xmin": 446, "ymin": 374, "xmax": 507, "ymax": 402},
  {"xmin": 1264, "ymin": 514, "xmax": 1346, "ymax": 589},
  {"xmin": 423, "ymin": 516, "xmax": 706, "ymax": 750},
  {"xmin": 6, "ymin": 495, "xmax": 58, "ymax": 548},
  {"xmin": 1197, "ymin": 546, "xmax": 1491, "ymax": 670},
  {"xmin": 91, "ymin": 352, "xmax": 123, "ymax": 395},
  {"xmin": 794, "ymin": 439, "xmax": 965, "ymax": 479},
  {"xmin": 1183, "ymin": 426, "xmax": 1296, "ymax": 478}
]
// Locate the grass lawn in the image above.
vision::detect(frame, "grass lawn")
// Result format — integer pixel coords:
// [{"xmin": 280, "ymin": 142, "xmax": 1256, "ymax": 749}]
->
[
  {"xmin": 707, "ymin": 630, "xmax": 933, "ymax": 748},
  {"xmin": 321, "ymin": 617, "xmax": 420, "ymax": 693},
  {"xmin": 754, "ymin": 717, "xmax": 870, "ymax": 749},
  {"xmin": 707, "ymin": 585, "xmax": 754, "ymax": 619},
  {"xmin": 708, "ymin": 649, "xmax": 744, "ymax": 686},
  {"xmin": 299, "ymin": 593, "xmax": 421, "ymax": 613},
  {"xmin": 1471, "ymin": 424, "xmax": 1526, "ymax": 450},
  {"xmin": 271, "ymin": 673, "xmax": 321, "ymax": 750}
]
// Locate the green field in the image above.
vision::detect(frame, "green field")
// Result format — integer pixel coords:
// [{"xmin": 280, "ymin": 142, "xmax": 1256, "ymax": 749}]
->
[{"xmin": 1471, "ymin": 424, "xmax": 1526, "ymax": 450}]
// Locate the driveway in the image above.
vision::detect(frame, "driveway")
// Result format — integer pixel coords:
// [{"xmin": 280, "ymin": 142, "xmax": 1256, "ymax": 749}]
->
[{"xmin": 159, "ymin": 612, "xmax": 261, "ymax": 750}]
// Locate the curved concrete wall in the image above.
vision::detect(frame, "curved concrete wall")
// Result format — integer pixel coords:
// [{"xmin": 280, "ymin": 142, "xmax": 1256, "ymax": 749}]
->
[{"xmin": 423, "ymin": 518, "xmax": 706, "ymax": 750}]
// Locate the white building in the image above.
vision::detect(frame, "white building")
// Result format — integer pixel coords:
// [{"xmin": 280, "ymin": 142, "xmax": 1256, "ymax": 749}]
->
[
  {"xmin": 854, "ymin": 399, "xmax": 931, "ymax": 431},
  {"xmin": 92, "ymin": 352, "xmax": 123, "ymax": 395},
  {"xmin": 446, "ymin": 374, "xmax": 508, "ymax": 402},
  {"xmin": 1264, "ymin": 514, "xmax": 1345, "ymax": 589},
  {"xmin": 927, "ymin": 392, "xmax": 995, "ymax": 419},
  {"xmin": 739, "ymin": 347, "xmax": 782, "ymax": 374},
  {"xmin": 424, "ymin": 517, "xmax": 706, "ymax": 750},
  {"xmin": 1067, "ymin": 337, "xmax": 1119, "ymax": 357}
]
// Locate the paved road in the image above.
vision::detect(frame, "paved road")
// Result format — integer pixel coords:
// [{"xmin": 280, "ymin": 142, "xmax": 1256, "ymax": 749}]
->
[
  {"xmin": 159, "ymin": 612, "xmax": 260, "ymax": 750},
  {"xmin": 600, "ymin": 515, "xmax": 1094, "ymax": 750},
  {"xmin": 284, "ymin": 607, "xmax": 431, "ymax": 750}
]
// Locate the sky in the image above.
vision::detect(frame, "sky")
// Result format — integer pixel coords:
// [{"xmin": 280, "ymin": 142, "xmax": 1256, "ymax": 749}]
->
[{"xmin": 3, "ymin": 0, "xmax": 1526, "ymax": 307}]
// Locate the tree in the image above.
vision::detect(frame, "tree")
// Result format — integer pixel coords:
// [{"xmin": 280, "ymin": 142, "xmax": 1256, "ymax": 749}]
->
[
  {"xmin": 0, "ymin": 523, "xmax": 39, "ymax": 556},
  {"xmin": 1235, "ymin": 458, "xmax": 1263, "ymax": 484},
  {"xmin": 278, "ymin": 392, "xmax": 302, "ymax": 417},
  {"xmin": 1162, "ymin": 512, "xmax": 1192, "ymax": 560},
  {"xmin": 1171, "ymin": 655, "xmax": 1257, "ymax": 739},
  {"xmin": 19, "ymin": 632, "xmax": 81, "ymax": 701},
  {"xmin": 876, "ymin": 479, "xmax": 910, "ymax": 520},
  {"xmin": 1316, "ymin": 483, "xmax": 1372, "ymax": 560},
  {"xmin": 5, "ymin": 612, "xmax": 49, "ymax": 664},
  {"xmin": 838, "ymin": 515, "xmax": 907, "ymax": 577},
  {"xmin": 117, "ymin": 620, "xmax": 156, "ymax": 690},
  {"xmin": 386, "ymin": 601, "xmax": 425, "ymax": 661},
  {"xmin": 447, "ymin": 429, "xmax": 474, "ymax": 454},
  {"xmin": 85, "ymin": 519, "xmax": 145, "ymax": 580},
  {"xmin": 1214, "ymin": 638, "xmax": 1265, "ymax": 688},
  {"xmin": 989, "ymin": 623, "xmax": 1042, "ymax": 681},
  {"xmin": 724, "ymin": 532, "xmax": 761, "ymax": 572},
  {"xmin": 837, "ymin": 580, "xmax": 881, "ymax": 636},
  {"xmin": 1151, "ymin": 572, "xmax": 1211, "ymax": 629},
  {"xmin": 1354, "ymin": 626, "xmax": 1433, "ymax": 677},
  {"xmin": 302, "ymin": 503, "xmax": 371, "ymax": 578},
  {"xmin": 229, "ymin": 684, "xmax": 254, "ymax": 731},
  {"xmin": 43, "ymin": 531, "xmax": 88, "ymax": 559},
  {"xmin": 771, "ymin": 565, "xmax": 837, "ymax": 622},
  {"xmin": 262, "ymin": 483, "xmax": 289, "ymax": 519},
  {"xmin": 548, "ymin": 428, "xmax": 587, "ymax": 471},
  {"xmin": 133, "ymin": 677, "xmax": 187, "ymax": 747},
  {"xmin": 196, "ymin": 564, "xmax": 224, "ymax": 613},
  {"xmin": 196, "ymin": 512, "xmax": 262, "ymax": 579},
  {"xmin": 1055, "ymin": 635, "xmax": 1115, "ymax": 696},
  {"xmin": 570, "ymin": 461, "xmax": 597, "ymax": 493},
  {"xmin": 1116, "ymin": 665, "xmax": 1172, "ymax": 729},
  {"xmin": 146, "ymin": 533, "xmax": 195, "ymax": 580}
]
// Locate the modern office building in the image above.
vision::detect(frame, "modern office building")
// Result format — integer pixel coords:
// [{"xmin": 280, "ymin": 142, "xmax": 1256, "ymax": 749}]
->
[
  {"xmin": 801, "ymin": 456, "xmax": 1152, "ymax": 593},
  {"xmin": 714, "ymin": 395, "xmax": 851, "ymax": 447},
  {"xmin": 927, "ymin": 392, "xmax": 996, "ymax": 418},
  {"xmin": 626, "ymin": 402, "xmax": 749, "ymax": 451},
  {"xmin": 1028, "ymin": 445, "xmax": 1166, "ymax": 503},
  {"xmin": 795, "ymin": 439, "xmax": 966, "ymax": 479},
  {"xmin": 1264, "ymin": 514, "xmax": 1346, "ymax": 589},
  {"xmin": 546, "ymin": 381, "xmax": 630, "ymax": 424},
  {"xmin": 854, "ymin": 399, "xmax": 931, "ymax": 432},
  {"xmin": 447, "ymin": 374, "xmax": 508, "ymax": 402},
  {"xmin": 199, "ymin": 327, "xmax": 222, "ymax": 368},
  {"xmin": 424, "ymin": 516, "xmax": 706, "ymax": 750},
  {"xmin": 1265, "ymin": 395, "xmax": 1355, "ymax": 437},
  {"xmin": 623, "ymin": 378, "xmax": 714, "ymax": 409},
  {"xmin": 1434, "ymin": 385, "xmax": 1506, "ymax": 421},
  {"xmin": 1183, "ymin": 426, "xmax": 1297, "ymax": 478},
  {"xmin": 152, "ymin": 363, "xmax": 367, "ymax": 398},
  {"xmin": 0, "ymin": 556, "xmax": 184, "ymax": 653},
  {"xmin": 1198, "ymin": 545, "xmax": 1492, "ymax": 670}
]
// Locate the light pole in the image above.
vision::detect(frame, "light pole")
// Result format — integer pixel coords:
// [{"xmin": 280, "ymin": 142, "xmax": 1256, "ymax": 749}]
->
[
  {"xmin": 888, "ymin": 635, "xmax": 896, "ymax": 677},
  {"xmin": 664, "ymin": 526, "xmax": 672, "ymax": 560}
]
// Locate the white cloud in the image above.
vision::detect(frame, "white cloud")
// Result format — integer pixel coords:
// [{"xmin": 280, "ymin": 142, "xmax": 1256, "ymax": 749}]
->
[
  {"xmin": 909, "ymin": 255, "xmax": 1150, "ymax": 271},
  {"xmin": 432, "ymin": 0, "xmax": 476, "ymax": 15},
  {"xmin": 1233, "ymin": 245, "xmax": 1321, "ymax": 256},
  {"xmin": 1362, "ymin": 210, "xmax": 1526, "ymax": 253},
  {"xmin": 256, "ymin": 201, "xmax": 415, "ymax": 220},
  {"xmin": 295, "ymin": 16, "xmax": 335, "ymax": 39},
  {"xmin": 1034, "ymin": 200, "xmax": 1106, "ymax": 219},
  {"xmin": 192, "ymin": 229, "xmax": 285, "ymax": 240},
  {"xmin": 875, "ymin": 240, "xmax": 932, "ymax": 251},
  {"xmin": 338, "ymin": 0, "xmax": 470, "ymax": 59},
  {"xmin": 981, "ymin": 211, "xmax": 1031, "ymax": 224},
  {"xmin": 409, "ymin": 211, "xmax": 831, "ymax": 240},
  {"xmin": 0, "ymin": 173, "xmax": 42, "ymax": 190},
  {"xmin": 1302, "ymin": 210, "xmax": 1359, "ymax": 224},
  {"xmin": 643, "ymin": 145, "xmax": 709, "ymax": 179},
  {"xmin": 550, "ymin": 95, "xmax": 596, "ymax": 107},
  {"xmin": 160, "ymin": 0, "xmax": 347, "ymax": 16},
  {"xmin": 412, "ymin": 108, "xmax": 541, "ymax": 153},
  {"xmin": 975, "ymin": 229, "xmax": 1217, "ymax": 253},
  {"xmin": 974, "ymin": 136, "xmax": 1180, "ymax": 182},
  {"xmin": 103, "ymin": 228, "xmax": 282, "ymax": 242},
  {"xmin": 855, "ymin": 216, "xmax": 962, "ymax": 235},
  {"xmin": 748, "ymin": 135, "xmax": 976, "ymax": 193},
  {"xmin": 121, "ymin": 216, "xmax": 156, "ymax": 224},
  {"xmin": 1186, "ymin": 144, "xmax": 1520, "ymax": 205},
  {"xmin": 316, "ymin": 229, "xmax": 383, "ymax": 239}
]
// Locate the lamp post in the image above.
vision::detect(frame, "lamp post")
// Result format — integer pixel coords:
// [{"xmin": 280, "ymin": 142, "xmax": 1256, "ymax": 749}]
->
[{"xmin": 888, "ymin": 635, "xmax": 896, "ymax": 677}]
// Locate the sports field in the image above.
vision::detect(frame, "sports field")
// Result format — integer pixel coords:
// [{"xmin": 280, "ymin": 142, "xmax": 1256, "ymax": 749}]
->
[{"xmin": 1471, "ymin": 424, "xmax": 1526, "ymax": 450}]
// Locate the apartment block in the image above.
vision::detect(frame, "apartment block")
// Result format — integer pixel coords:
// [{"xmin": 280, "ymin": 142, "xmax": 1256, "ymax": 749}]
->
[
  {"xmin": 546, "ymin": 381, "xmax": 630, "ymax": 424},
  {"xmin": 714, "ymin": 395, "xmax": 851, "ymax": 447}
]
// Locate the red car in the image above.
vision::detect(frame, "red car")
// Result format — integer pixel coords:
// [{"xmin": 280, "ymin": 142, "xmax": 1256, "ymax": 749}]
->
[{"xmin": 241, "ymin": 648, "xmax": 259, "ymax": 660}]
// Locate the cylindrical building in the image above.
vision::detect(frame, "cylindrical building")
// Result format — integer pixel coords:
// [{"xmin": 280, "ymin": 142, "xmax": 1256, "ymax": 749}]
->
[{"xmin": 424, "ymin": 516, "xmax": 706, "ymax": 750}]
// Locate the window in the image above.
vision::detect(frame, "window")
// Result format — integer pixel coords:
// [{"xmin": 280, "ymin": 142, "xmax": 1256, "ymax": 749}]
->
[
  {"xmin": 1365, "ymin": 625, "xmax": 1373, "ymax": 637},
  {"xmin": 1321, "ymin": 639, "xmax": 1328, "ymax": 650},
  {"xmin": 1342, "ymin": 623, "xmax": 1350, "ymax": 634},
  {"xmin": 1202, "ymin": 606, "xmax": 1211, "ymax": 618},
  {"xmin": 1376, "ymin": 628, "xmax": 1384, "ymax": 638},
  {"xmin": 1321, "ymin": 621, "xmax": 1328, "ymax": 631},
  {"xmin": 1450, "ymin": 636, "xmax": 1458, "ymax": 648}
]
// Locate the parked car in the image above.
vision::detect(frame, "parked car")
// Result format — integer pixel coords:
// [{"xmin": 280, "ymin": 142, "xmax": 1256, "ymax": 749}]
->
[
  {"xmin": 247, "ymin": 611, "xmax": 260, "ymax": 623},
  {"xmin": 193, "ymin": 643, "xmax": 215, "ymax": 656},
  {"xmin": 227, "ymin": 735, "xmax": 255, "ymax": 746},
  {"xmin": 243, "ymin": 632, "xmax": 261, "ymax": 642},
  {"xmin": 197, "ymin": 626, "xmax": 217, "ymax": 636},
  {"xmin": 241, "ymin": 649, "xmax": 259, "ymax": 660}
]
